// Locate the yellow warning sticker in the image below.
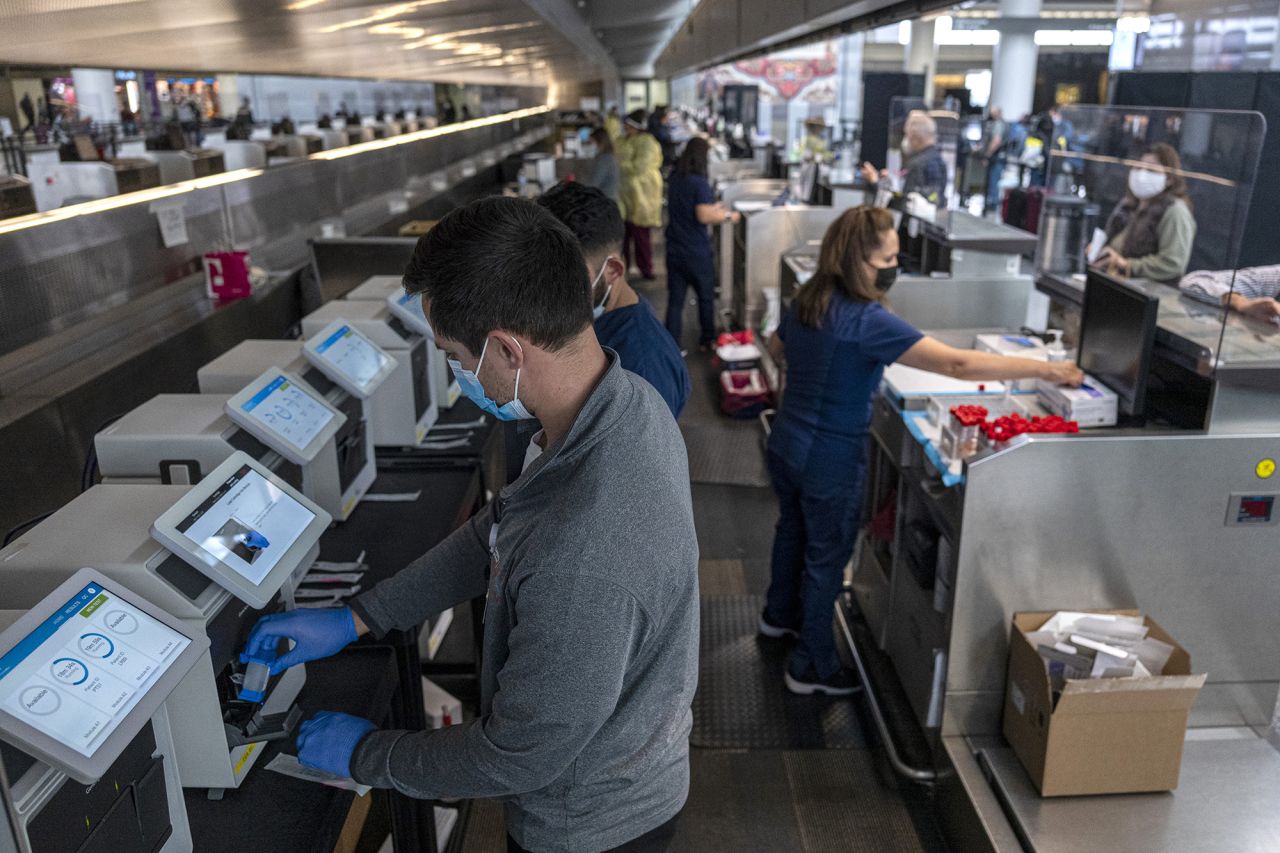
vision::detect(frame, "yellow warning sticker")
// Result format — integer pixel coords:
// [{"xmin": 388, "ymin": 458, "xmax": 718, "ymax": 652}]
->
[
  {"xmin": 232, "ymin": 741, "xmax": 258, "ymax": 776},
  {"xmin": 1258, "ymin": 459, "xmax": 1277, "ymax": 480}
]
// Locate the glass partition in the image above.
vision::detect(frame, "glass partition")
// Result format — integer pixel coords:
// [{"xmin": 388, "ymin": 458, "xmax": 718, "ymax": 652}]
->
[{"xmin": 1040, "ymin": 104, "xmax": 1275, "ymax": 373}]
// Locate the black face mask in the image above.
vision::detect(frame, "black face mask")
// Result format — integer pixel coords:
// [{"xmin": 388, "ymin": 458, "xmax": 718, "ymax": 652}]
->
[{"xmin": 874, "ymin": 265, "xmax": 899, "ymax": 293}]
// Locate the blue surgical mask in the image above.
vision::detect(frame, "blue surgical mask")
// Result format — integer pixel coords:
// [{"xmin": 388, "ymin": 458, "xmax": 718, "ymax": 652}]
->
[
  {"xmin": 448, "ymin": 337, "xmax": 534, "ymax": 421},
  {"xmin": 590, "ymin": 258, "xmax": 613, "ymax": 320}
]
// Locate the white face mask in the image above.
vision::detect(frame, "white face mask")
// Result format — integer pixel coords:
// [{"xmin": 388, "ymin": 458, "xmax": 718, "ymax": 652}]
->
[
  {"xmin": 900, "ymin": 138, "xmax": 914, "ymax": 157},
  {"xmin": 1128, "ymin": 167, "xmax": 1167, "ymax": 200},
  {"xmin": 590, "ymin": 258, "xmax": 613, "ymax": 320}
]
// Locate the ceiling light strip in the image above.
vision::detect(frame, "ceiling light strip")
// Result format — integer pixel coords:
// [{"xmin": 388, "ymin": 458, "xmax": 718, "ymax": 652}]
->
[
  {"xmin": 310, "ymin": 105, "xmax": 551, "ymax": 161},
  {"xmin": 0, "ymin": 168, "xmax": 264, "ymax": 237},
  {"xmin": 0, "ymin": 105, "xmax": 549, "ymax": 236}
]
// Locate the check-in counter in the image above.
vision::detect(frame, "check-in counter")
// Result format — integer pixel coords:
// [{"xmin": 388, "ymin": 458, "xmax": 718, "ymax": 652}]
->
[
  {"xmin": 846, "ymin": 276, "xmax": 1280, "ymax": 853},
  {"xmin": 144, "ymin": 149, "xmax": 226, "ymax": 184},
  {"xmin": 27, "ymin": 156, "xmax": 162, "ymax": 211}
]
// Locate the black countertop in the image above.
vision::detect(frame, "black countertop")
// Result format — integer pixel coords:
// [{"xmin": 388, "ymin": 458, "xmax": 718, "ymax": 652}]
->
[{"xmin": 185, "ymin": 646, "xmax": 398, "ymax": 853}]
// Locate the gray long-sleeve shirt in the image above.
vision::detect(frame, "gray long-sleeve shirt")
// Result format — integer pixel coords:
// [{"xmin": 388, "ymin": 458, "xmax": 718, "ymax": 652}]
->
[{"xmin": 348, "ymin": 350, "xmax": 699, "ymax": 852}]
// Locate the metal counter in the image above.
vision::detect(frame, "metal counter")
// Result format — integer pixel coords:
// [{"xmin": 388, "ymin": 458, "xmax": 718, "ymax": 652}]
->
[
  {"xmin": 845, "ymin": 311, "xmax": 1280, "ymax": 850},
  {"xmin": 0, "ymin": 110, "xmax": 553, "ymax": 363},
  {"xmin": 919, "ymin": 210, "xmax": 1040, "ymax": 255},
  {"xmin": 1037, "ymin": 271, "xmax": 1280, "ymax": 376}
]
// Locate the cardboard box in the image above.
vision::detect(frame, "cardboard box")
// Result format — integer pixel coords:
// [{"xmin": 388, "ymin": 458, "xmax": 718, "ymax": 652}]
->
[
  {"xmin": 1035, "ymin": 375, "xmax": 1118, "ymax": 427},
  {"xmin": 398, "ymin": 219, "xmax": 439, "ymax": 237},
  {"xmin": 1002, "ymin": 609, "xmax": 1206, "ymax": 797}
]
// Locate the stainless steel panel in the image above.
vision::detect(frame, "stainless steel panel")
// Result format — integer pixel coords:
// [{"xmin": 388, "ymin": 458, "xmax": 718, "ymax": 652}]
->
[
  {"xmin": 0, "ymin": 184, "xmax": 230, "ymax": 356},
  {"xmin": 0, "ymin": 115, "xmax": 550, "ymax": 365},
  {"xmin": 740, "ymin": 207, "xmax": 842, "ymax": 328},
  {"xmin": 980, "ymin": 736, "xmax": 1280, "ymax": 853},
  {"xmin": 889, "ymin": 275, "xmax": 1036, "ymax": 331},
  {"xmin": 721, "ymin": 180, "xmax": 788, "ymax": 208},
  {"xmin": 946, "ymin": 433, "xmax": 1280, "ymax": 734},
  {"xmin": 937, "ymin": 736, "xmax": 1023, "ymax": 853}
]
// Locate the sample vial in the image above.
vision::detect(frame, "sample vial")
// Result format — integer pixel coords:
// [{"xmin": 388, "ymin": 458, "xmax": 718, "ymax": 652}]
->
[{"xmin": 240, "ymin": 660, "xmax": 270, "ymax": 703}]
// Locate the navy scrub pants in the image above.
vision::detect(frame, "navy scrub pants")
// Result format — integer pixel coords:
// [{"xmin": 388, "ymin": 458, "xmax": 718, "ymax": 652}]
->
[
  {"xmin": 763, "ymin": 446, "xmax": 867, "ymax": 679},
  {"xmin": 665, "ymin": 251, "xmax": 716, "ymax": 347}
]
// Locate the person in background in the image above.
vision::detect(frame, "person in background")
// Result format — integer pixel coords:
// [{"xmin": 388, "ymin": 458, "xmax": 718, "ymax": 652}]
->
[
  {"xmin": 664, "ymin": 137, "xmax": 739, "ymax": 351},
  {"xmin": 1093, "ymin": 144, "xmax": 1196, "ymax": 283},
  {"xmin": 761, "ymin": 206, "xmax": 1083, "ymax": 695},
  {"xmin": 1030, "ymin": 105, "xmax": 1075, "ymax": 186},
  {"xmin": 649, "ymin": 104, "xmax": 676, "ymax": 166},
  {"xmin": 618, "ymin": 109, "xmax": 663, "ymax": 280},
  {"xmin": 800, "ymin": 117, "xmax": 831, "ymax": 162},
  {"xmin": 860, "ymin": 110, "xmax": 948, "ymax": 206},
  {"xmin": 605, "ymin": 105, "xmax": 622, "ymax": 141},
  {"xmin": 18, "ymin": 92, "xmax": 36, "ymax": 138},
  {"xmin": 240, "ymin": 197, "xmax": 699, "ymax": 853},
  {"xmin": 538, "ymin": 181, "xmax": 690, "ymax": 418},
  {"xmin": 586, "ymin": 127, "xmax": 620, "ymax": 206},
  {"xmin": 1180, "ymin": 266, "xmax": 1280, "ymax": 323},
  {"xmin": 981, "ymin": 106, "xmax": 1008, "ymax": 214}
]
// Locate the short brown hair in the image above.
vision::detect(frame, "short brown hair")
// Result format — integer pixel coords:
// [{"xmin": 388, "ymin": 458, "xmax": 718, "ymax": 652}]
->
[{"xmin": 794, "ymin": 206, "xmax": 896, "ymax": 328}]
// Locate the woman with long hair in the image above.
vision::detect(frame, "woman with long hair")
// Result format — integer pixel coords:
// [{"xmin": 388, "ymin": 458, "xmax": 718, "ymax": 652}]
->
[
  {"xmin": 664, "ymin": 136, "xmax": 737, "ymax": 349},
  {"xmin": 760, "ymin": 206, "xmax": 1084, "ymax": 695},
  {"xmin": 1094, "ymin": 143, "xmax": 1196, "ymax": 282}
]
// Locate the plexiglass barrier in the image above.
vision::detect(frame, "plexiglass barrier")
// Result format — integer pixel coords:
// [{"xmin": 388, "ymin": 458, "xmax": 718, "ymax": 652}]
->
[{"xmin": 1040, "ymin": 104, "xmax": 1276, "ymax": 373}]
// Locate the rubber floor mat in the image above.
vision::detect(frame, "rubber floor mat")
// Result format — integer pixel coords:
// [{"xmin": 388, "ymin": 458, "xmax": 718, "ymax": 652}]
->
[
  {"xmin": 681, "ymin": 422, "xmax": 771, "ymax": 488},
  {"xmin": 692, "ymin": 594, "xmax": 870, "ymax": 750},
  {"xmin": 669, "ymin": 750, "xmax": 947, "ymax": 853}
]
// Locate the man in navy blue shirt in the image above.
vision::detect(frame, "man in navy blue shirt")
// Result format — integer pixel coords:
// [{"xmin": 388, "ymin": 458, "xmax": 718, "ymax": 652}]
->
[{"xmin": 538, "ymin": 182, "xmax": 691, "ymax": 418}]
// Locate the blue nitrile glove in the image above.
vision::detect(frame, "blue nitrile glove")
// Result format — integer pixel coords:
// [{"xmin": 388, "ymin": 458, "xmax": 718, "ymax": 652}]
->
[
  {"xmin": 296, "ymin": 712, "xmax": 377, "ymax": 778},
  {"xmin": 240, "ymin": 607, "xmax": 358, "ymax": 676}
]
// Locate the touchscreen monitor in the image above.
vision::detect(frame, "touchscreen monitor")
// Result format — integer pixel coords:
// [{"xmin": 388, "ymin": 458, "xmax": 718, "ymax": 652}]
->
[
  {"xmin": 302, "ymin": 320, "xmax": 396, "ymax": 399},
  {"xmin": 385, "ymin": 291, "xmax": 432, "ymax": 338},
  {"xmin": 242, "ymin": 374, "xmax": 333, "ymax": 451},
  {"xmin": 224, "ymin": 369, "xmax": 345, "ymax": 466},
  {"xmin": 0, "ymin": 570, "xmax": 207, "ymax": 783},
  {"xmin": 151, "ymin": 453, "xmax": 332, "ymax": 608},
  {"xmin": 173, "ymin": 463, "xmax": 316, "ymax": 586}
]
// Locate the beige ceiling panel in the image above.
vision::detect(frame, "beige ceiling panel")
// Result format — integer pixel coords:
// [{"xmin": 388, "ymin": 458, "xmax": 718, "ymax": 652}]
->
[
  {"xmin": 0, "ymin": 0, "xmax": 601, "ymax": 83},
  {"xmin": 737, "ymin": 0, "xmax": 805, "ymax": 46}
]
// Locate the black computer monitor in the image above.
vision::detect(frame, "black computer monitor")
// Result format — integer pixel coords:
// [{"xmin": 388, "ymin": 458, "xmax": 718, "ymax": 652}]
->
[{"xmin": 1077, "ymin": 270, "xmax": 1161, "ymax": 418}]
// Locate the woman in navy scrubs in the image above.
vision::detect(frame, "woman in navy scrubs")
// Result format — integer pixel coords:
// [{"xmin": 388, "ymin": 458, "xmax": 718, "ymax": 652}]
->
[
  {"xmin": 665, "ymin": 137, "xmax": 738, "ymax": 350},
  {"xmin": 761, "ymin": 206, "xmax": 1084, "ymax": 695}
]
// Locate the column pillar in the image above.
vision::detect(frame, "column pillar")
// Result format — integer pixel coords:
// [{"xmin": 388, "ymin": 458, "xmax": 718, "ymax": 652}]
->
[
  {"xmin": 989, "ymin": 0, "xmax": 1041, "ymax": 119},
  {"xmin": 906, "ymin": 19, "xmax": 936, "ymax": 105},
  {"xmin": 71, "ymin": 68, "xmax": 118, "ymax": 122},
  {"xmin": 836, "ymin": 32, "xmax": 864, "ymax": 138}
]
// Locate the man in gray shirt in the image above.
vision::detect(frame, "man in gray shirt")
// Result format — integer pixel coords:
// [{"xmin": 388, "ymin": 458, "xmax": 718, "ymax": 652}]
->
[{"xmin": 241, "ymin": 197, "xmax": 700, "ymax": 852}]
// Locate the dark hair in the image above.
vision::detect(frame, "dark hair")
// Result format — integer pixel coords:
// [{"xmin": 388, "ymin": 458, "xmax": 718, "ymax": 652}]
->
[
  {"xmin": 590, "ymin": 126, "xmax": 613, "ymax": 154},
  {"xmin": 795, "ymin": 206, "xmax": 895, "ymax": 327},
  {"xmin": 402, "ymin": 196, "xmax": 591, "ymax": 354},
  {"xmin": 536, "ymin": 181, "xmax": 624, "ymax": 258},
  {"xmin": 626, "ymin": 109, "xmax": 647, "ymax": 129},
  {"xmin": 674, "ymin": 137, "xmax": 709, "ymax": 178}
]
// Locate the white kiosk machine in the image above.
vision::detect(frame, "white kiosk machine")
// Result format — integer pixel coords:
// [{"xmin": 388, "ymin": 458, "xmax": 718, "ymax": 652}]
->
[
  {"xmin": 301, "ymin": 300, "xmax": 437, "ymax": 447},
  {"xmin": 0, "ymin": 454, "xmax": 331, "ymax": 792},
  {"xmin": 196, "ymin": 340, "xmax": 376, "ymax": 521},
  {"xmin": 0, "ymin": 570, "xmax": 207, "ymax": 852},
  {"xmin": 343, "ymin": 276, "xmax": 459, "ymax": 414},
  {"xmin": 96, "ymin": 393, "xmax": 306, "ymax": 490}
]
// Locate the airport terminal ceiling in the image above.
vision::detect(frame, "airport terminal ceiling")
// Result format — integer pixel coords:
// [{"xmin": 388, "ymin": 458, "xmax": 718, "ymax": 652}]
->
[{"xmin": 0, "ymin": 0, "xmax": 627, "ymax": 85}]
